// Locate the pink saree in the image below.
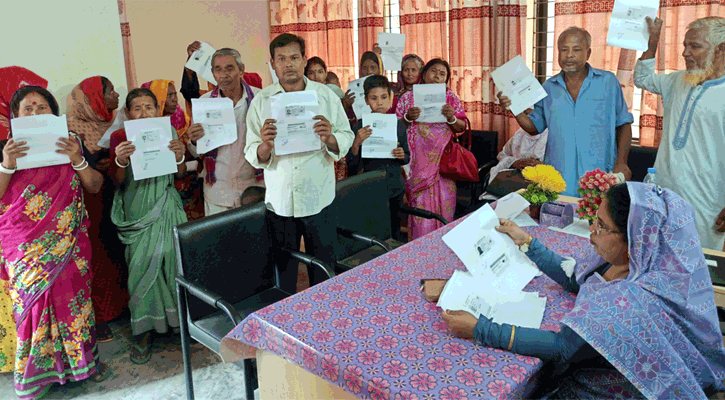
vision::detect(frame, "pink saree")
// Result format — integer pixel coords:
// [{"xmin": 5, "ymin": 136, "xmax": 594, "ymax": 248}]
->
[
  {"xmin": 396, "ymin": 88, "xmax": 466, "ymax": 239},
  {"xmin": 0, "ymin": 164, "xmax": 97, "ymax": 399}
]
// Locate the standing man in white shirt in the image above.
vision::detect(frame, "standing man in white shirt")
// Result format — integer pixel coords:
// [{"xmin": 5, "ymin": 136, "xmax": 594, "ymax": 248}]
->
[
  {"xmin": 635, "ymin": 17, "xmax": 725, "ymax": 250},
  {"xmin": 245, "ymin": 34, "xmax": 354, "ymax": 291},
  {"xmin": 187, "ymin": 47, "xmax": 264, "ymax": 216}
]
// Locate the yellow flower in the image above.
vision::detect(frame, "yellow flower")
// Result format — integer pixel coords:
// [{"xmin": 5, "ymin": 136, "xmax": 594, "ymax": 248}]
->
[
  {"xmin": 81, "ymin": 302, "xmax": 93, "ymax": 320},
  {"xmin": 56, "ymin": 209, "xmax": 74, "ymax": 234},
  {"xmin": 51, "ymin": 236, "xmax": 73, "ymax": 258},
  {"xmin": 23, "ymin": 242, "xmax": 45, "ymax": 265},
  {"xmin": 23, "ymin": 195, "xmax": 47, "ymax": 221},
  {"xmin": 40, "ymin": 341, "xmax": 55, "ymax": 357},
  {"xmin": 16, "ymin": 358, "xmax": 27, "ymax": 374},
  {"xmin": 63, "ymin": 340, "xmax": 81, "ymax": 354},
  {"xmin": 50, "ymin": 323, "xmax": 60, "ymax": 338},
  {"xmin": 20, "ymin": 266, "xmax": 43, "ymax": 287},
  {"xmin": 522, "ymin": 164, "xmax": 567, "ymax": 193},
  {"xmin": 32, "ymin": 324, "xmax": 48, "ymax": 342},
  {"xmin": 70, "ymin": 315, "xmax": 88, "ymax": 335}
]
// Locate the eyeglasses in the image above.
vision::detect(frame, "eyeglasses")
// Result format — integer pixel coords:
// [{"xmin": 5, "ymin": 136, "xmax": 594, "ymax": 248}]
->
[{"xmin": 594, "ymin": 209, "xmax": 620, "ymax": 235}]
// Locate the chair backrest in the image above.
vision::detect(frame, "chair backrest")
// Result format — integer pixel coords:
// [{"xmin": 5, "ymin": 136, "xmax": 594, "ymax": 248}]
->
[
  {"xmin": 469, "ymin": 130, "xmax": 499, "ymax": 168},
  {"xmin": 628, "ymin": 145, "xmax": 658, "ymax": 182},
  {"xmin": 174, "ymin": 202, "xmax": 275, "ymax": 321},
  {"xmin": 332, "ymin": 170, "xmax": 391, "ymax": 258}
]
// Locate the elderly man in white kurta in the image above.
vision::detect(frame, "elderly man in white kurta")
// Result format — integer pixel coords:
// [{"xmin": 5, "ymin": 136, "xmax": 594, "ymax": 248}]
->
[{"xmin": 634, "ymin": 16, "xmax": 725, "ymax": 250}]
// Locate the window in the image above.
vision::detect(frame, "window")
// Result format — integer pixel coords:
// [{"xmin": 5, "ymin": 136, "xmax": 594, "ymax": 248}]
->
[{"xmin": 525, "ymin": 0, "xmax": 642, "ymax": 139}]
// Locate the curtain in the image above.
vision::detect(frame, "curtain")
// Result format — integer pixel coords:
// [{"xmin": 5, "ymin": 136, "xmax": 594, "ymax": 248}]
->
[
  {"xmin": 554, "ymin": 0, "xmax": 725, "ymax": 147},
  {"xmin": 449, "ymin": 0, "xmax": 527, "ymax": 148},
  {"xmin": 270, "ymin": 0, "xmax": 356, "ymax": 87},
  {"xmin": 118, "ymin": 0, "xmax": 138, "ymax": 89},
  {"xmin": 358, "ymin": 0, "xmax": 385, "ymax": 60},
  {"xmin": 399, "ymin": 0, "xmax": 449, "ymax": 61}
]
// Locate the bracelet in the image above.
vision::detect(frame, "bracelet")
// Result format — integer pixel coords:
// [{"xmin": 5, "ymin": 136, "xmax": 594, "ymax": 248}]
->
[
  {"xmin": 403, "ymin": 113, "xmax": 413, "ymax": 123},
  {"xmin": 176, "ymin": 157, "xmax": 185, "ymax": 165},
  {"xmin": 0, "ymin": 163, "xmax": 16, "ymax": 175},
  {"xmin": 446, "ymin": 116, "xmax": 458, "ymax": 125},
  {"xmin": 507, "ymin": 325, "xmax": 516, "ymax": 351},
  {"xmin": 115, "ymin": 157, "xmax": 129, "ymax": 168},
  {"xmin": 71, "ymin": 157, "xmax": 87, "ymax": 170}
]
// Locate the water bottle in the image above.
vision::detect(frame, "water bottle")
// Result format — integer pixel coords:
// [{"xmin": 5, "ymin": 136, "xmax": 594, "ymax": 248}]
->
[{"xmin": 643, "ymin": 168, "xmax": 657, "ymax": 185}]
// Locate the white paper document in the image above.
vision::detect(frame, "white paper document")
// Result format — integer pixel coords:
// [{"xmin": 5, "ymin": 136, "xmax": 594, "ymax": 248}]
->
[
  {"xmin": 185, "ymin": 42, "xmax": 217, "ymax": 85},
  {"xmin": 606, "ymin": 0, "xmax": 659, "ymax": 51},
  {"xmin": 99, "ymin": 109, "xmax": 127, "ymax": 149},
  {"xmin": 361, "ymin": 114, "xmax": 397, "ymax": 159},
  {"xmin": 413, "ymin": 83, "xmax": 447, "ymax": 123},
  {"xmin": 11, "ymin": 115, "xmax": 71, "ymax": 170},
  {"xmin": 494, "ymin": 192, "xmax": 531, "ymax": 221},
  {"xmin": 124, "ymin": 117, "xmax": 178, "ymax": 181},
  {"xmin": 191, "ymin": 98, "xmax": 237, "ymax": 154},
  {"xmin": 511, "ymin": 212, "xmax": 539, "ymax": 228},
  {"xmin": 548, "ymin": 217, "xmax": 592, "ymax": 239},
  {"xmin": 437, "ymin": 270, "xmax": 547, "ymax": 329},
  {"xmin": 348, "ymin": 77, "xmax": 371, "ymax": 120},
  {"xmin": 378, "ymin": 33, "xmax": 406, "ymax": 71},
  {"xmin": 442, "ymin": 204, "xmax": 539, "ymax": 294},
  {"xmin": 269, "ymin": 91, "xmax": 321, "ymax": 156},
  {"xmin": 491, "ymin": 56, "xmax": 548, "ymax": 116}
]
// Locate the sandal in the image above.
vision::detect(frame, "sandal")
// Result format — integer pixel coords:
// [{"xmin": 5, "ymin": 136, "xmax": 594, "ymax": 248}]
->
[
  {"xmin": 90, "ymin": 362, "xmax": 112, "ymax": 383},
  {"xmin": 130, "ymin": 332, "xmax": 153, "ymax": 365},
  {"xmin": 96, "ymin": 323, "xmax": 114, "ymax": 343}
]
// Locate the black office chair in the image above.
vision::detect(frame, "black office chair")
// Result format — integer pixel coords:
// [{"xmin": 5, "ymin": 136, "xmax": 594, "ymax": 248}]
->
[
  {"xmin": 627, "ymin": 145, "xmax": 658, "ymax": 182},
  {"xmin": 332, "ymin": 170, "xmax": 448, "ymax": 273},
  {"xmin": 173, "ymin": 202, "xmax": 334, "ymax": 400},
  {"xmin": 455, "ymin": 130, "xmax": 499, "ymax": 218}
]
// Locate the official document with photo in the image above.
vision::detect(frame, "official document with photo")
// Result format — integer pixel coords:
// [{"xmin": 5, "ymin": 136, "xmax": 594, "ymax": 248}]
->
[
  {"xmin": 191, "ymin": 98, "xmax": 237, "ymax": 153},
  {"xmin": 413, "ymin": 83, "xmax": 447, "ymax": 123},
  {"xmin": 361, "ymin": 114, "xmax": 397, "ymax": 159},
  {"xmin": 269, "ymin": 90, "xmax": 321, "ymax": 155},
  {"xmin": 491, "ymin": 55, "xmax": 548, "ymax": 116},
  {"xmin": 124, "ymin": 117, "xmax": 177, "ymax": 181},
  {"xmin": 11, "ymin": 114, "xmax": 70, "ymax": 170},
  {"xmin": 606, "ymin": 0, "xmax": 659, "ymax": 51},
  {"xmin": 348, "ymin": 76, "xmax": 371, "ymax": 120},
  {"xmin": 185, "ymin": 42, "xmax": 217, "ymax": 85},
  {"xmin": 378, "ymin": 33, "xmax": 406, "ymax": 71}
]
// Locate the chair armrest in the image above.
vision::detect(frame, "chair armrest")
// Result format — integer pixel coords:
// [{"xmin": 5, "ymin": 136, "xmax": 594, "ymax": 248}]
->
[
  {"xmin": 279, "ymin": 248, "xmax": 336, "ymax": 280},
  {"xmin": 399, "ymin": 205, "xmax": 449, "ymax": 225},
  {"xmin": 176, "ymin": 276, "xmax": 243, "ymax": 325},
  {"xmin": 337, "ymin": 227, "xmax": 392, "ymax": 252}
]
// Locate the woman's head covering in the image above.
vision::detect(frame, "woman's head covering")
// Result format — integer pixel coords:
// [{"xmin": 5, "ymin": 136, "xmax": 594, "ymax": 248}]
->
[
  {"xmin": 395, "ymin": 54, "xmax": 424, "ymax": 93},
  {"xmin": 563, "ymin": 183, "xmax": 725, "ymax": 399},
  {"xmin": 0, "ymin": 66, "xmax": 48, "ymax": 140},
  {"xmin": 140, "ymin": 79, "xmax": 190, "ymax": 142},
  {"xmin": 360, "ymin": 51, "xmax": 383, "ymax": 76},
  {"xmin": 67, "ymin": 76, "xmax": 115, "ymax": 153}
]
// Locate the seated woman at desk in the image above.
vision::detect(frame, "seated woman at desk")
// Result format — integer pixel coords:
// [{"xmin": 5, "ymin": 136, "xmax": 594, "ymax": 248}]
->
[{"xmin": 440, "ymin": 182, "xmax": 725, "ymax": 399}]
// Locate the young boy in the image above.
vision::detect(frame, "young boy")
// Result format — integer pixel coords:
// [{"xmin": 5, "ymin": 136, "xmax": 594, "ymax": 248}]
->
[{"xmin": 346, "ymin": 75, "xmax": 410, "ymax": 242}]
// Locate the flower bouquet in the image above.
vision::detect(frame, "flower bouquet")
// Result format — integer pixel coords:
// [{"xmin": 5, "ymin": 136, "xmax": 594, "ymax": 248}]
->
[
  {"xmin": 576, "ymin": 169, "xmax": 618, "ymax": 222},
  {"xmin": 520, "ymin": 164, "xmax": 567, "ymax": 219}
]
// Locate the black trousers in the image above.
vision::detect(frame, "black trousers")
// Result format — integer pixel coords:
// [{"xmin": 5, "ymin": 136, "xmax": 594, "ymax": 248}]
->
[{"xmin": 266, "ymin": 205, "xmax": 337, "ymax": 294}]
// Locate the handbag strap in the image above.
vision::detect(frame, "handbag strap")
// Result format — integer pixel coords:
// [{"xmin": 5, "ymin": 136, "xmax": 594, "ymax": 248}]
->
[{"xmin": 452, "ymin": 117, "xmax": 473, "ymax": 150}]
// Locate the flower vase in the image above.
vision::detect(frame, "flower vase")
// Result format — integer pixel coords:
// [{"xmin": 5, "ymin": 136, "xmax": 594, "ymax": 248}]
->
[{"xmin": 528, "ymin": 204, "xmax": 542, "ymax": 220}]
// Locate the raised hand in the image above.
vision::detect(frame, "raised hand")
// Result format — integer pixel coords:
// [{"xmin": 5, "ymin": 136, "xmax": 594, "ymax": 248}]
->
[
  {"xmin": 1, "ymin": 139, "xmax": 29, "ymax": 170},
  {"xmin": 115, "ymin": 141, "xmax": 136, "ymax": 166}
]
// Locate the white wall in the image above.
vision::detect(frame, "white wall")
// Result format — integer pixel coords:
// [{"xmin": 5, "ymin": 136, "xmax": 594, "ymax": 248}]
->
[{"xmin": 0, "ymin": 0, "xmax": 128, "ymax": 113}]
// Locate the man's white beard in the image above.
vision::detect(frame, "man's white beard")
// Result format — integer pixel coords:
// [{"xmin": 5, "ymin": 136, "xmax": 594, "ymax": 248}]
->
[{"xmin": 683, "ymin": 51, "xmax": 715, "ymax": 86}]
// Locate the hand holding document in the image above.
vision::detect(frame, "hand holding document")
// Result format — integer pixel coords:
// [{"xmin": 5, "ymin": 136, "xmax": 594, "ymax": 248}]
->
[
  {"xmin": 413, "ymin": 83, "xmax": 447, "ymax": 123},
  {"xmin": 348, "ymin": 77, "xmax": 371, "ymax": 119},
  {"xmin": 606, "ymin": 0, "xmax": 659, "ymax": 51},
  {"xmin": 191, "ymin": 98, "xmax": 237, "ymax": 153},
  {"xmin": 361, "ymin": 114, "xmax": 397, "ymax": 159},
  {"xmin": 378, "ymin": 33, "xmax": 406, "ymax": 71},
  {"xmin": 185, "ymin": 42, "xmax": 217, "ymax": 85},
  {"xmin": 124, "ymin": 117, "xmax": 178, "ymax": 180},
  {"xmin": 10, "ymin": 114, "xmax": 70, "ymax": 170},
  {"xmin": 269, "ymin": 91, "xmax": 321, "ymax": 156},
  {"xmin": 491, "ymin": 56, "xmax": 548, "ymax": 116}
]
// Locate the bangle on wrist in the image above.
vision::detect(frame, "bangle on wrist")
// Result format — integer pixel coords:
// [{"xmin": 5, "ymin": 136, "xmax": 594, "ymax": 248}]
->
[
  {"xmin": 447, "ymin": 116, "xmax": 458, "ymax": 125},
  {"xmin": 403, "ymin": 113, "xmax": 413, "ymax": 123},
  {"xmin": 71, "ymin": 158, "xmax": 89, "ymax": 171},
  {"xmin": 71, "ymin": 157, "xmax": 86, "ymax": 169},
  {"xmin": 176, "ymin": 157, "xmax": 185, "ymax": 165},
  {"xmin": 115, "ymin": 157, "xmax": 129, "ymax": 168},
  {"xmin": 0, "ymin": 163, "xmax": 16, "ymax": 175}
]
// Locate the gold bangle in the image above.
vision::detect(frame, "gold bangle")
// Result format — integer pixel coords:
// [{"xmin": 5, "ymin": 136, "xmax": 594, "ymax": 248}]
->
[{"xmin": 507, "ymin": 325, "xmax": 516, "ymax": 351}]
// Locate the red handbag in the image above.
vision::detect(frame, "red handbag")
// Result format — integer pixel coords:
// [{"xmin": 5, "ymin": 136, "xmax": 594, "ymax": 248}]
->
[{"xmin": 439, "ymin": 118, "xmax": 479, "ymax": 182}]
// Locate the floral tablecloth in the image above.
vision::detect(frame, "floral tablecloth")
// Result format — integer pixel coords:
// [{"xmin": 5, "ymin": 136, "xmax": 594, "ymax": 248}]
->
[{"xmin": 221, "ymin": 220, "xmax": 602, "ymax": 400}]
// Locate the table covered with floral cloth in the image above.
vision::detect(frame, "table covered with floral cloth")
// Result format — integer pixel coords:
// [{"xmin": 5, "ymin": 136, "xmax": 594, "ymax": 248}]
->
[{"xmin": 220, "ymin": 220, "xmax": 603, "ymax": 400}]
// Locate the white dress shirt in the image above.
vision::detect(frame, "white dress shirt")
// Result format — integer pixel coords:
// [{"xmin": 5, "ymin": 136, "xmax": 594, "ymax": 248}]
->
[{"xmin": 245, "ymin": 77, "xmax": 353, "ymax": 218}]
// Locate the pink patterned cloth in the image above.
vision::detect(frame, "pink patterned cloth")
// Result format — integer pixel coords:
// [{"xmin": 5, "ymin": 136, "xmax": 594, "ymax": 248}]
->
[
  {"xmin": 221, "ymin": 218, "xmax": 599, "ymax": 400},
  {"xmin": 396, "ymin": 88, "xmax": 466, "ymax": 239}
]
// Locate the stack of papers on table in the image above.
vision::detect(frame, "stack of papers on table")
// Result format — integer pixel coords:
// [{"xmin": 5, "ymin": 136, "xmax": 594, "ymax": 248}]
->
[{"xmin": 441, "ymin": 202, "xmax": 546, "ymax": 328}]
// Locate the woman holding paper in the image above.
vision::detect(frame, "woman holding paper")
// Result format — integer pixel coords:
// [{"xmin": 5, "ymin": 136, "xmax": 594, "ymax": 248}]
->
[
  {"xmin": 0, "ymin": 86, "xmax": 111, "ymax": 398},
  {"xmin": 67, "ymin": 76, "xmax": 128, "ymax": 342},
  {"xmin": 108, "ymin": 88, "xmax": 188, "ymax": 364},
  {"xmin": 396, "ymin": 58, "xmax": 466, "ymax": 239},
  {"xmin": 440, "ymin": 183, "xmax": 725, "ymax": 399}
]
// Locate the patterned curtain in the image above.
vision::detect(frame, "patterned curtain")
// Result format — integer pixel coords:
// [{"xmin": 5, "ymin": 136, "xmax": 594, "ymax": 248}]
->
[
  {"xmin": 270, "ymin": 0, "xmax": 356, "ymax": 87},
  {"xmin": 118, "ymin": 0, "xmax": 138, "ymax": 89},
  {"xmin": 399, "ymin": 0, "xmax": 449, "ymax": 61},
  {"xmin": 554, "ymin": 0, "xmax": 725, "ymax": 147},
  {"xmin": 358, "ymin": 0, "xmax": 385, "ymax": 60},
  {"xmin": 449, "ymin": 0, "xmax": 526, "ymax": 148}
]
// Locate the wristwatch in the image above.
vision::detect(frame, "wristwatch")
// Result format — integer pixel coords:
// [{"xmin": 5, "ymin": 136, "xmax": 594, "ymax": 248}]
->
[{"xmin": 519, "ymin": 235, "xmax": 533, "ymax": 253}]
